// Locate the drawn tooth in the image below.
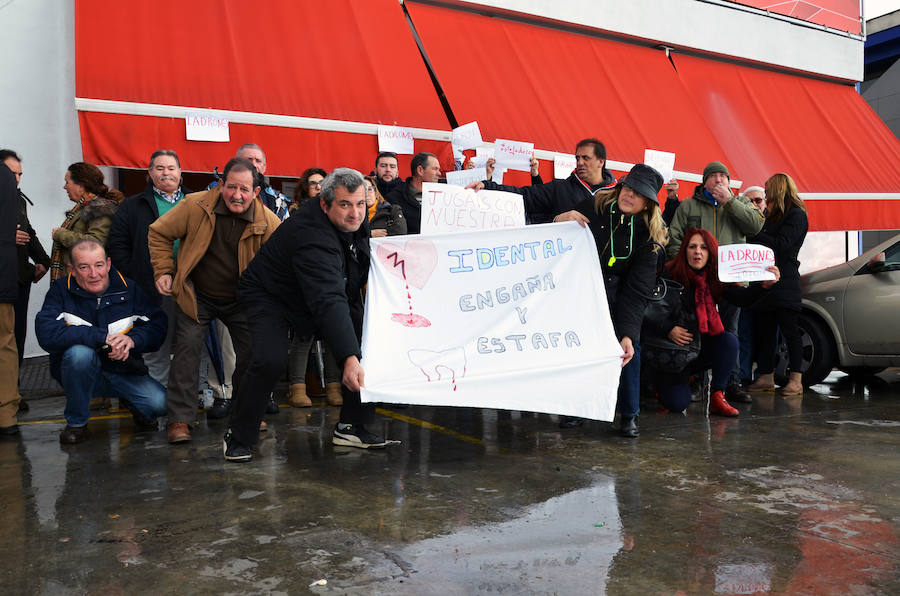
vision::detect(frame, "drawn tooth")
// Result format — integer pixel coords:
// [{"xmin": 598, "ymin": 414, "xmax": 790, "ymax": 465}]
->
[{"xmin": 408, "ymin": 347, "xmax": 467, "ymax": 382}]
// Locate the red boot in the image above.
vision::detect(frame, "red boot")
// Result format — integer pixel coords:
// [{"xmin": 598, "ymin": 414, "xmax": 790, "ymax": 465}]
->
[{"xmin": 709, "ymin": 390, "xmax": 739, "ymax": 417}]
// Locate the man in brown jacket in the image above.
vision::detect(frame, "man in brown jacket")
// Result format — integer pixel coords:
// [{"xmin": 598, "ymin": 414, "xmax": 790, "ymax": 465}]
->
[{"xmin": 148, "ymin": 157, "xmax": 280, "ymax": 443}]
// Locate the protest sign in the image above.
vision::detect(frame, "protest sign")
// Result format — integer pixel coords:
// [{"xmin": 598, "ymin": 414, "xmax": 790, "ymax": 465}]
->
[
  {"xmin": 361, "ymin": 223, "xmax": 623, "ymax": 421},
  {"xmin": 421, "ymin": 182, "xmax": 525, "ymax": 234},
  {"xmin": 643, "ymin": 149, "xmax": 675, "ymax": 183},
  {"xmin": 494, "ymin": 139, "xmax": 533, "ymax": 172},
  {"xmin": 492, "ymin": 167, "xmax": 505, "ymax": 184},
  {"xmin": 475, "ymin": 146, "xmax": 494, "ymax": 160},
  {"xmin": 452, "ymin": 121, "xmax": 483, "ymax": 150},
  {"xmin": 378, "ymin": 125, "xmax": 414, "ymax": 154},
  {"xmin": 554, "ymin": 154, "xmax": 576, "ymax": 179},
  {"xmin": 718, "ymin": 243, "xmax": 776, "ymax": 282},
  {"xmin": 185, "ymin": 113, "xmax": 229, "ymax": 142},
  {"xmin": 445, "ymin": 167, "xmax": 488, "ymax": 189}
]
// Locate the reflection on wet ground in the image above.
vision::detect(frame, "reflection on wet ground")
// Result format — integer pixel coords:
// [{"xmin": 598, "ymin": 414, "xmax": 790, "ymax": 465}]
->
[{"xmin": 1, "ymin": 368, "xmax": 899, "ymax": 594}]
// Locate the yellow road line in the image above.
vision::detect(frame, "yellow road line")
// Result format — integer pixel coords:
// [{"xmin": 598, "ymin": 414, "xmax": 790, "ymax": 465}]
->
[
  {"xmin": 375, "ymin": 407, "xmax": 485, "ymax": 447},
  {"xmin": 18, "ymin": 413, "xmax": 132, "ymax": 426}
]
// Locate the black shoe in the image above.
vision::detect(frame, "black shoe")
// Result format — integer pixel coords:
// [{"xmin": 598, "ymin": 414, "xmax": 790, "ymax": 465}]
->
[
  {"xmin": 17, "ymin": 399, "xmax": 29, "ymax": 413},
  {"xmin": 332, "ymin": 424, "xmax": 389, "ymax": 449},
  {"xmin": 265, "ymin": 393, "xmax": 280, "ymax": 414},
  {"xmin": 223, "ymin": 429, "xmax": 252, "ymax": 462},
  {"xmin": 60, "ymin": 425, "xmax": 87, "ymax": 444},
  {"xmin": 619, "ymin": 416, "xmax": 639, "ymax": 438},
  {"xmin": 726, "ymin": 382, "xmax": 753, "ymax": 403},
  {"xmin": 132, "ymin": 415, "xmax": 158, "ymax": 433},
  {"xmin": 558, "ymin": 416, "xmax": 585, "ymax": 429},
  {"xmin": 207, "ymin": 398, "xmax": 232, "ymax": 419},
  {"xmin": 0, "ymin": 424, "xmax": 20, "ymax": 436}
]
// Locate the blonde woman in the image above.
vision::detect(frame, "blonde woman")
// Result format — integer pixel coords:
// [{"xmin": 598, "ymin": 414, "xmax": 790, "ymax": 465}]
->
[{"xmin": 555, "ymin": 164, "xmax": 668, "ymax": 437}]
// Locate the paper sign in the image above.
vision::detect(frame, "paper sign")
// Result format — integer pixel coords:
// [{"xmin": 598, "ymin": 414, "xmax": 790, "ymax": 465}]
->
[
  {"xmin": 452, "ymin": 121, "xmax": 483, "ymax": 150},
  {"xmin": 445, "ymin": 167, "xmax": 488, "ymax": 188},
  {"xmin": 718, "ymin": 243, "xmax": 776, "ymax": 282},
  {"xmin": 554, "ymin": 154, "xmax": 576, "ymax": 179},
  {"xmin": 361, "ymin": 223, "xmax": 623, "ymax": 421},
  {"xmin": 469, "ymin": 155, "xmax": 490, "ymax": 169},
  {"xmin": 475, "ymin": 146, "xmax": 495, "ymax": 159},
  {"xmin": 492, "ymin": 167, "xmax": 505, "ymax": 184},
  {"xmin": 643, "ymin": 149, "xmax": 675, "ymax": 183},
  {"xmin": 420, "ymin": 182, "xmax": 524, "ymax": 234},
  {"xmin": 494, "ymin": 139, "xmax": 533, "ymax": 172},
  {"xmin": 378, "ymin": 125, "xmax": 414, "ymax": 154},
  {"xmin": 185, "ymin": 113, "xmax": 229, "ymax": 142}
]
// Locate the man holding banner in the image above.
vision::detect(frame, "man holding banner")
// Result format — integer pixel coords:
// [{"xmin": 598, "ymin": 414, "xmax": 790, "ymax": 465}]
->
[
  {"xmin": 224, "ymin": 168, "xmax": 395, "ymax": 462},
  {"xmin": 469, "ymin": 139, "xmax": 616, "ymax": 224}
]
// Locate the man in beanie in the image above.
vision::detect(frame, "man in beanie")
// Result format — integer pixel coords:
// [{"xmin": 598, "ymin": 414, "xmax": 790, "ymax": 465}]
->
[{"xmin": 666, "ymin": 160, "xmax": 764, "ymax": 403}]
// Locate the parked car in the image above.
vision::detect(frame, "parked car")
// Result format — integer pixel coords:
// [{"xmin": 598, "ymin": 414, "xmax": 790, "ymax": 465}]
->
[{"xmin": 774, "ymin": 233, "xmax": 900, "ymax": 386}]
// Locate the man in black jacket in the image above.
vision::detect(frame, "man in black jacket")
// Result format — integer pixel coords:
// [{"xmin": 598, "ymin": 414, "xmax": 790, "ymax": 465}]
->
[
  {"xmin": 470, "ymin": 138, "xmax": 617, "ymax": 224},
  {"xmin": 0, "ymin": 161, "xmax": 21, "ymax": 434},
  {"xmin": 385, "ymin": 152, "xmax": 442, "ymax": 234},
  {"xmin": 108, "ymin": 149, "xmax": 187, "ymax": 386},
  {"xmin": 1, "ymin": 150, "xmax": 50, "ymax": 414},
  {"xmin": 224, "ymin": 168, "xmax": 397, "ymax": 462}
]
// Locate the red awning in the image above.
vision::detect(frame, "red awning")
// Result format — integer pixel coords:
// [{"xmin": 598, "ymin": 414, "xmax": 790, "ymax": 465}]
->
[
  {"xmin": 405, "ymin": 1, "xmax": 733, "ymax": 181},
  {"xmin": 75, "ymin": 0, "xmax": 453, "ymax": 175},
  {"xmin": 672, "ymin": 53, "xmax": 900, "ymax": 230}
]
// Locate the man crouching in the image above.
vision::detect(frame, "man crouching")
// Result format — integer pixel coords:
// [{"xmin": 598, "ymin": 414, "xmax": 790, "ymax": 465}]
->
[
  {"xmin": 224, "ymin": 168, "xmax": 397, "ymax": 462},
  {"xmin": 36, "ymin": 238, "xmax": 167, "ymax": 443}
]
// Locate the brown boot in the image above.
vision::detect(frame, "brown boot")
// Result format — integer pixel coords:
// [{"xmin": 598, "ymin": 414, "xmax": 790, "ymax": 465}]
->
[
  {"xmin": 325, "ymin": 382, "xmax": 343, "ymax": 406},
  {"xmin": 167, "ymin": 422, "xmax": 191, "ymax": 443},
  {"xmin": 709, "ymin": 390, "xmax": 739, "ymax": 417},
  {"xmin": 288, "ymin": 383, "xmax": 312, "ymax": 408},
  {"xmin": 747, "ymin": 373, "xmax": 775, "ymax": 392},
  {"xmin": 781, "ymin": 372, "xmax": 803, "ymax": 396}
]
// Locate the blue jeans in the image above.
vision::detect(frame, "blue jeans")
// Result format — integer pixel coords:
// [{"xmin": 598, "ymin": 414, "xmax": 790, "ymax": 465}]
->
[
  {"xmin": 618, "ymin": 341, "xmax": 641, "ymax": 417},
  {"xmin": 60, "ymin": 345, "xmax": 167, "ymax": 427}
]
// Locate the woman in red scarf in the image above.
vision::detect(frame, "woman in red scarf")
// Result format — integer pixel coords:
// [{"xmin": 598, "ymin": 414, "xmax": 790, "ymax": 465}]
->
[{"xmin": 650, "ymin": 228, "xmax": 779, "ymax": 416}]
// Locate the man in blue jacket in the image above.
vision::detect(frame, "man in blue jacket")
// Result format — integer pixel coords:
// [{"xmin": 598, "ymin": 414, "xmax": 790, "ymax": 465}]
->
[{"xmin": 35, "ymin": 238, "xmax": 168, "ymax": 444}]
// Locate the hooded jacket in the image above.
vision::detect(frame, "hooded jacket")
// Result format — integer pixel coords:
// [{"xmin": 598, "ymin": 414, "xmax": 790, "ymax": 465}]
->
[
  {"xmin": 667, "ymin": 184, "xmax": 764, "ymax": 259},
  {"xmin": 34, "ymin": 266, "xmax": 166, "ymax": 381}
]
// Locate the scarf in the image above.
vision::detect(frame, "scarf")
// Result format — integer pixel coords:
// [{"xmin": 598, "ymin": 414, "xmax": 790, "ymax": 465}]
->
[
  {"xmin": 50, "ymin": 193, "xmax": 99, "ymax": 281},
  {"xmin": 690, "ymin": 268, "xmax": 724, "ymax": 335}
]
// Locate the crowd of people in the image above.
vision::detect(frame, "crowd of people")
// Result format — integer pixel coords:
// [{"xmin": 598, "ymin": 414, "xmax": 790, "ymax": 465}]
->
[{"xmin": 0, "ymin": 137, "xmax": 809, "ymax": 458}]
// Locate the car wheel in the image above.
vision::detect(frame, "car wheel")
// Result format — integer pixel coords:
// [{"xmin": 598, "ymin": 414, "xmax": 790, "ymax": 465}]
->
[{"xmin": 773, "ymin": 313, "xmax": 835, "ymax": 387}]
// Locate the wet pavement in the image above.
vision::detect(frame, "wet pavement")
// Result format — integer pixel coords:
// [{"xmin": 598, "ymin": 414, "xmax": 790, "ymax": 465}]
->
[{"xmin": 3, "ymin": 361, "xmax": 899, "ymax": 595}]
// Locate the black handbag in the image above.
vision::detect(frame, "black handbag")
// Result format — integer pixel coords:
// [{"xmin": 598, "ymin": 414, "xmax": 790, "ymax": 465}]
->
[{"xmin": 641, "ymin": 277, "xmax": 701, "ymax": 374}]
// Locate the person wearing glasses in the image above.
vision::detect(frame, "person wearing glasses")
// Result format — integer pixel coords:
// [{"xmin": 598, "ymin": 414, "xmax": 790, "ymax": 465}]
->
[
  {"xmin": 743, "ymin": 186, "xmax": 766, "ymax": 214},
  {"xmin": 294, "ymin": 168, "xmax": 327, "ymax": 206}
]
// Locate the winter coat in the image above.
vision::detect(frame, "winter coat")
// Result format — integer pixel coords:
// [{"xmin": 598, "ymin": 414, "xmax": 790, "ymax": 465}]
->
[
  {"xmin": 574, "ymin": 195, "xmax": 658, "ymax": 342},
  {"xmin": 484, "ymin": 169, "xmax": 617, "ymax": 224},
  {"xmin": 34, "ymin": 266, "xmax": 167, "ymax": 381},
  {"xmin": 147, "ymin": 187, "xmax": 281, "ymax": 322},
  {"xmin": 50, "ymin": 195, "xmax": 119, "ymax": 276},
  {"xmin": 16, "ymin": 190, "xmax": 51, "ymax": 286},
  {"xmin": 386, "ymin": 179, "xmax": 423, "ymax": 234},
  {"xmin": 108, "ymin": 183, "xmax": 191, "ymax": 304},
  {"xmin": 0, "ymin": 164, "xmax": 18, "ymax": 303},
  {"xmin": 239, "ymin": 199, "xmax": 370, "ymax": 365},
  {"xmin": 750, "ymin": 207, "xmax": 808, "ymax": 310},
  {"xmin": 667, "ymin": 184, "xmax": 764, "ymax": 259}
]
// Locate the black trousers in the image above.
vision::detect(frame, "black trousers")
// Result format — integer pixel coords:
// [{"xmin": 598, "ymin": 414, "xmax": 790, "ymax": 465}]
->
[
  {"xmin": 14, "ymin": 283, "xmax": 30, "ymax": 369},
  {"xmin": 230, "ymin": 294, "xmax": 371, "ymax": 447},
  {"xmin": 755, "ymin": 307, "xmax": 802, "ymax": 374}
]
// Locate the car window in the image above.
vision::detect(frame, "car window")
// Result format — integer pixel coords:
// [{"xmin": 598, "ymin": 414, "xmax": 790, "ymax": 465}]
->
[{"xmin": 868, "ymin": 241, "xmax": 900, "ymax": 273}]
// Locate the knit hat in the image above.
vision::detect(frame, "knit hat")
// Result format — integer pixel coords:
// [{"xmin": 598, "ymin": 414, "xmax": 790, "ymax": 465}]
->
[
  {"xmin": 621, "ymin": 163, "xmax": 664, "ymax": 205},
  {"xmin": 703, "ymin": 161, "xmax": 730, "ymax": 183}
]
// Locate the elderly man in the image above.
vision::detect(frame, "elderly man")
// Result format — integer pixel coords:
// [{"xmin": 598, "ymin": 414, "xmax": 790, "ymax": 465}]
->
[
  {"xmin": 2, "ymin": 150, "xmax": 50, "ymax": 414},
  {"xmin": 234, "ymin": 143, "xmax": 291, "ymax": 220},
  {"xmin": 108, "ymin": 150, "xmax": 189, "ymax": 385},
  {"xmin": 667, "ymin": 161, "xmax": 766, "ymax": 402},
  {"xmin": 385, "ymin": 152, "xmax": 442, "ymax": 234},
  {"xmin": 223, "ymin": 168, "xmax": 397, "ymax": 462},
  {"xmin": 35, "ymin": 238, "xmax": 167, "ymax": 444},
  {"xmin": 470, "ymin": 138, "xmax": 617, "ymax": 224},
  {"xmin": 743, "ymin": 186, "xmax": 766, "ymax": 214},
  {"xmin": 148, "ymin": 157, "xmax": 281, "ymax": 443}
]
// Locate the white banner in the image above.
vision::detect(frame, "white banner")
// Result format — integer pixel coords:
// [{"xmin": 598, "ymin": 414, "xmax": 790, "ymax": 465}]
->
[
  {"xmin": 361, "ymin": 223, "xmax": 623, "ymax": 421},
  {"xmin": 420, "ymin": 182, "xmax": 525, "ymax": 234},
  {"xmin": 444, "ymin": 167, "xmax": 488, "ymax": 189},
  {"xmin": 185, "ymin": 112, "xmax": 230, "ymax": 142},
  {"xmin": 718, "ymin": 243, "xmax": 776, "ymax": 282}
]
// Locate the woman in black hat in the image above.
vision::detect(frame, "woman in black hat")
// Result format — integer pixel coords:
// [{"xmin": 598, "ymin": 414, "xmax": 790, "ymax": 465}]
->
[{"xmin": 555, "ymin": 163, "xmax": 668, "ymax": 437}]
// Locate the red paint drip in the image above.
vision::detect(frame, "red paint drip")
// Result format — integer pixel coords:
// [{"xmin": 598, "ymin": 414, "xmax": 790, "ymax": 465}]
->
[{"xmin": 389, "ymin": 266, "xmax": 430, "ymax": 327}]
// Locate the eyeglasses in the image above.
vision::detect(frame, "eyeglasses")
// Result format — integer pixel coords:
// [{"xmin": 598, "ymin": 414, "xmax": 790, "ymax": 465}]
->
[
  {"xmin": 365, "ymin": 185, "xmax": 374, "ymax": 192},
  {"xmin": 308, "ymin": 180, "xmax": 322, "ymax": 187},
  {"xmin": 750, "ymin": 197, "xmax": 764, "ymax": 205}
]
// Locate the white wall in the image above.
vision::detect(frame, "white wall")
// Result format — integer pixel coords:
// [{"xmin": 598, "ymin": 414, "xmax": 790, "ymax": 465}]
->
[
  {"xmin": 457, "ymin": 0, "xmax": 864, "ymax": 82},
  {"xmin": 1, "ymin": 0, "xmax": 82, "ymax": 357}
]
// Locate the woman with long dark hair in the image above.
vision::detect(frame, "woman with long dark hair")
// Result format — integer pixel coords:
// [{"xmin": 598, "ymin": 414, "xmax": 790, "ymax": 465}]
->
[
  {"xmin": 291, "ymin": 167, "xmax": 327, "ymax": 209},
  {"xmin": 556, "ymin": 164, "xmax": 668, "ymax": 437},
  {"xmin": 648, "ymin": 228, "xmax": 779, "ymax": 415},
  {"xmin": 49, "ymin": 162, "xmax": 124, "ymax": 281},
  {"xmin": 747, "ymin": 173, "xmax": 808, "ymax": 395}
]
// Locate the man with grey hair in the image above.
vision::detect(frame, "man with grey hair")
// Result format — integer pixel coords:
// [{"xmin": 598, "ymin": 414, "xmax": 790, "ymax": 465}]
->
[
  {"xmin": 109, "ymin": 149, "xmax": 189, "ymax": 385},
  {"xmin": 224, "ymin": 168, "xmax": 397, "ymax": 461},
  {"xmin": 742, "ymin": 186, "xmax": 766, "ymax": 214},
  {"xmin": 235, "ymin": 143, "xmax": 291, "ymax": 220}
]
